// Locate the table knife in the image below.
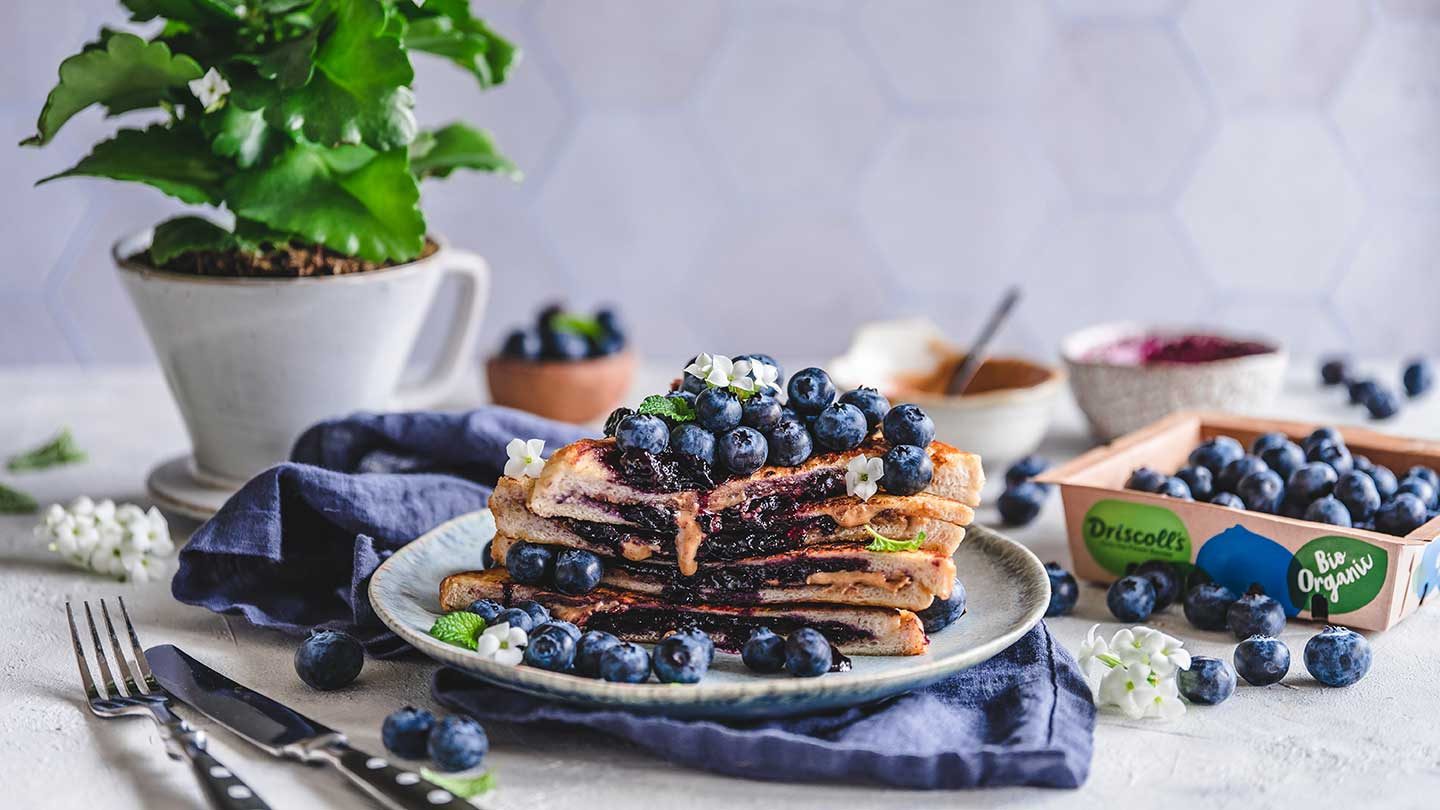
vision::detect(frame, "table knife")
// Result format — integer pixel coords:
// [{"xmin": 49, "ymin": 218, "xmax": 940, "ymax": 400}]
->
[{"xmin": 147, "ymin": 644, "xmax": 475, "ymax": 809}]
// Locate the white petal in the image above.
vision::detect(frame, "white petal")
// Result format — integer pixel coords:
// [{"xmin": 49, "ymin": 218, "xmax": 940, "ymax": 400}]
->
[
  {"xmin": 524, "ymin": 459, "xmax": 546, "ymax": 478},
  {"xmin": 526, "ymin": 438, "xmax": 546, "ymax": 459},
  {"xmin": 493, "ymin": 647, "xmax": 524, "ymax": 666},
  {"xmin": 483, "ymin": 622, "xmax": 510, "ymax": 640},
  {"xmin": 706, "ymin": 368, "xmax": 730, "ymax": 387},
  {"xmin": 476, "ymin": 635, "xmax": 500, "ymax": 656},
  {"xmin": 505, "ymin": 438, "xmax": 528, "ymax": 461},
  {"xmin": 507, "ymin": 627, "xmax": 528, "ymax": 647},
  {"xmin": 732, "ymin": 360, "xmax": 753, "ymax": 379},
  {"xmin": 731, "ymin": 377, "xmax": 755, "ymax": 393},
  {"xmin": 503, "ymin": 458, "xmax": 527, "ymax": 478},
  {"xmin": 866, "ymin": 457, "xmax": 885, "ymax": 479},
  {"xmin": 854, "ymin": 480, "xmax": 878, "ymax": 502},
  {"xmin": 45, "ymin": 503, "xmax": 67, "ymax": 525},
  {"xmin": 70, "ymin": 496, "xmax": 95, "ymax": 516}
]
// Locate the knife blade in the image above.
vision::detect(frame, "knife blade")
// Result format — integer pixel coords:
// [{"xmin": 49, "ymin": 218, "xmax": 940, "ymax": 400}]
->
[{"xmin": 148, "ymin": 644, "xmax": 473, "ymax": 810}]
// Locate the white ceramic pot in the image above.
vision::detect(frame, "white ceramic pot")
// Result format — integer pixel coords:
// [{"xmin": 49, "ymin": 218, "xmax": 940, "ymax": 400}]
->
[{"xmin": 116, "ymin": 230, "xmax": 490, "ymax": 484}]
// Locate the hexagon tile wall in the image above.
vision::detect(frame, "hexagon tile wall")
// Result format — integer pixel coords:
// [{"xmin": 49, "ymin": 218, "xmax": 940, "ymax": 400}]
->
[{"xmin": 3, "ymin": 0, "xmax": 1436, "ymax": 366}]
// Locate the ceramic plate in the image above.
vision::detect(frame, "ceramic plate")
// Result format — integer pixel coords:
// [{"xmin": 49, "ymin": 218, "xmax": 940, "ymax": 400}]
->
[{"xmin": 371, "ymin": 510, "xmax": 1050, "ymax": 718}]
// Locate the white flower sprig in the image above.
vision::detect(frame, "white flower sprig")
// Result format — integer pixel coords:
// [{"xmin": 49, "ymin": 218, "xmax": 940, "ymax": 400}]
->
[
  {"xmin": 845, "ymin": 455, "xmax": 884, "ymax": 502},
  {"xmin": 504, "ymin": 438, "xmax": 547, "ymax": 479},
  {"xmin": 475, "ymin": 622, "xmax": 527, "ymax": 666},
  {"xmin": 188, "ymin": 67, "xmax": 231, "ymax": 113},
  {"xmin": 1077, "ymin": 624, "xmax": 1191, "ymax": 720},
  {"xmin": 37, "ymin": 497, "xmax": 174, "ymax": 582},
  {"xmin": 684, "ymin": 354, "xmax": 782, "ymax": 397}
]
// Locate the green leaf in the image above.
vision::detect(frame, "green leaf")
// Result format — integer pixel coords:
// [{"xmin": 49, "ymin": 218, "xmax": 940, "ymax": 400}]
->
[
  {"xmin": 409, "ymin": 123, "xmax": 519, "ymax": 180},
  {"xmin": 7, "ymin": 428, "xmax": 86, "ymax": 472},
  {"xmin": 23, "ymin": 33, "xmax": 203, "ymax": 146},
  {"xmin": 39, "ymin": 125, "xmax": 227, "ymax": 205},
  {"xmin": 226, "ymin": 142, "xmax": 424, "ymax": 261},
  {"xmin": 123, "ymin": 0, "xmax": 245, "ymax": 24},
  {"xmin": 864, "ymin": 526, "xmax": 926, "ymax": 553},
  {"xmin": 404, "ymin": 1, "xmax": 517, "ymax": 89},
  {"xmin": 548, "ymin": 312, "xmax": 603, "ymax": 340},
  {"xmin": 149, "ymin": 216, "xmax": 238, "ymax": 264},
  {"xmin": 268, "ymin": 0, "xmax": 416, "ymax": 150},
  {"xmin": 0, "ymin": 484, "xmax": 38, "ymax": 515},
  {"xmin": 419, "ymin": 770, "xmax": 495, "ymax": 800},
  {"xmin": 636, "ymin": 394, "xmax": 696, "ymax": 424},
  {"xmin": 429, "ymin": 611, "xmax": 485, "ymax": 650},
  {"xmin": 206, "ymin": 105, "xmax": 272, "ymax": 168},
  {"xmin": 242, "ymin": 28, "xmax": 318, "ymax": 89}
]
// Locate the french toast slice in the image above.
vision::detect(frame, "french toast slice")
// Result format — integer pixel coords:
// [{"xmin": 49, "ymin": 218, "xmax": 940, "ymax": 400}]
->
[{"xmin": 439, "ymin": 568, "xmax": 929, "ymax": 655}]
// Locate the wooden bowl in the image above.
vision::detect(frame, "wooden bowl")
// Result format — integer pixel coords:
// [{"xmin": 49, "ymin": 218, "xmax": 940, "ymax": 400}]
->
[{"xmin": 486, "ymin": 350, "xmax": 637, "ymax": 425}]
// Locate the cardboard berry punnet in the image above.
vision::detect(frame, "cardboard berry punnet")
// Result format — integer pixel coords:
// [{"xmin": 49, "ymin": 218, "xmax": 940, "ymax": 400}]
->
[{"xmin": 1038, "ymin": 412, "xmax": 1440, "ymax": 632}]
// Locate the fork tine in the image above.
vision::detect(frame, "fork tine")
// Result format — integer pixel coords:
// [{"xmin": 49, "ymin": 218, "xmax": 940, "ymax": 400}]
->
[
  {"xmin": 82, "ymin": 601, "xmax": 123, "ymax": 698},
  {"xmin": 116, "ymin": 596, "xmax": 156, "ymax": 689},
  {"xmin": 100, "ymin": 600, "xmax": 142, "ymax": 695},
  {"xmin": 65, "ymin": 602, "xmax": 100, "ymax": 702}
]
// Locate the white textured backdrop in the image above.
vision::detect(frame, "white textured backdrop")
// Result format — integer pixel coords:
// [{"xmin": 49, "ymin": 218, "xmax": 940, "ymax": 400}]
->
[{"xmin": 3, "ymin": 0, "xmax": 1439, "ymax": 368}]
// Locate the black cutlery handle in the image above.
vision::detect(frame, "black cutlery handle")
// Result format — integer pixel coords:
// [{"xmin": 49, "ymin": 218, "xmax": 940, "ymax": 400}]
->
[
  {"xmin": 316, "ymin": 743, "xmax": 470, "ymax": 809},
  {"xmin": 157, "ymin": 717, "xmax": 272, "ymax": 810}
]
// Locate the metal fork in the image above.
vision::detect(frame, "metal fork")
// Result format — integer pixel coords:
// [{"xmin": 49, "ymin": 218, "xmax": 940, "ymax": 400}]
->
[{"xmin": 66, "ymin": 597, "xmax": 272, "ymax": 810}]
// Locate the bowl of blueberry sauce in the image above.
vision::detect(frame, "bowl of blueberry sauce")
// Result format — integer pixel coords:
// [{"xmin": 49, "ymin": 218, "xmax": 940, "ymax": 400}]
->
[{"xmin": 1062, "ymin": 322, "xmax": 1286, "ymax": 440}]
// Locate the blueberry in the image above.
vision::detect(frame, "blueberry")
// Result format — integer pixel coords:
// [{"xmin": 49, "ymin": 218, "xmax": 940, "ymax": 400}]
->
[
  {"xmin": 479, "ymin": 540, "xmax": 493, "ymax": 570},
  {"xmin": 505, "ymin": 541, "xmax": 554, "ymax": 586},
  {"xmin": 1125, "ymin": 466, "xmax": 1168, "ymax": 493},
  {"xmin": 882, "ymin": 403, "xmax": 936, "ymax": 448},
  {"xmin": 427, "ymin": 716, "xmax": 489, "ymax": 772},
  {"xmin": 1305, "ymin": 495, "xmax": 1352, "ymax": 527},
  {"xmin": 535, "ymin": 303, "xmax": 564, "ymax": 331},
  {"xmin": 553, "ymin": 548, "xmax": 604, "ymax": 595},
  {"xmin": 500, "ymin": 329, "xmax": 540, "ymax": 360},
  {"xmin": 741, "ymin": 627, "xmax": 787, "ymax": 673},
  {"xmin": 1217, "ymin": 455, "xmax": 1269, "ymax": 493},
  {"xmin": 615, "ymin": 414, "xmax": 669, "ymax": 454},
  {"xmin": 839, "ymin": 387, "xmax": 891, "ymax": 430},
  {"xmin": 589, "ymin": 329, "xmax": 625, "ymax": 357},
  {"xmin": 1377, "ymin": 493, "xmax": 1429, "ymax": 536},
  {"xmin": 1157, "ymin": 476, "xmax": 1193, "ymax": 500},
  {"xmin": 494, "ymin": 608, "xmax": 533, "ymax": 634},
  {"xmin": 535, "ymin": 619, "xmax": 580, "ymax": 642},
  {"xmin": 599, "ymin": 642, "xmax": 651, "ymax": 683},
  {"xmin": 1278, "ymin": 493, "xmax": 1308, "ymax": 519},
  {"xmin": 784, "ymin": 627, "xmax": 832, "ymax": 677},
  {"xmin": 595, "ymin": 307, "xmax": 622, "ymax": 333},
  {"xmin": 1259, "ymin": 441, "xmax": 1306, "ymax": 482},
  {"xmin": 1175, "ymin": 465, "xmax": 1213, "ymax": 502},
  {"xmin": 1189, "ymin": 436, "xmax": 1245, "ymax": 476},
  {"xmin": 539, "ymin": 329, "xmax": 588, "ymax": 361},
  {"xmin": 1306, "ymin": 438, "xmax": 1353, "ymax": 478},
  {"xmin": 1044, "ymin": 563, "xmax": 1079, "ymax": 617},
  {"xmin": 1183, "ymin": 582, "xmax": 1238, "ymax": 631},
  {"xmin": 1236, "ymin": 469, "xmax": 1285, "ymax": 513},
  {"xmin": 881, "ymin": 444, "xmax": 934, "ymax": 496},
  {"xmin": 652, "ymin": 634, "xmax": 710, "ymax": 684},
  {"xmin": 1347, "ymin": 379, "xmax": 1380, "ymax": 406},
  {"xmin": 1251, "ymin": 432, "xmax": 1293, "ymax": 456},
  {"xmin": 1364, "ymin": 386, "xmax": 1401, "ymax": 420},
  {"xmin": 1005, "ymin": 454, "xmax": 1051, "ymax": 487},
  {"xmin": 734, "ymin": 353, "xmax": 784, "ymax": 386},
  {"xmin": 1135, "ymin": 560, "xmax": 1181, "ymax": 610},
  {"xmin": 1398, "ymin": 476, "xmax": 1438, "ymax": 510},
  {"xmin": 998, "ymin": 481, "xmax": 1047, "ymax": 526},
  {"xmin": 1209, "ymin": 492, "xmax": 1245, "ymax": 509},
  {"xmin": 603, "ymin": 407, "xmax": 634, "ymax": 438},
  {"xmin": 813, "ymin": 402, "xmax": 869, "ymax": 452},
  {"xmin": 1367, "ymin": 464, "xmax": 1399, "ymax": 500},
  {"xmin": 1233, "ymin": 636, "xmax": 1290, "ymax": 686},
  {"xmin": 670, "ymin": 423, "xmax": 716, "ymax": 465},
  {"xmin": 1352, "ymin": 454, "xmax": 1374, "ymax": 473},
  {"xmin": 765, "ymin": 419, "xmax": 813, "ymax": 467},
  {"xmin": 1406, "ymin": 465, "xmax": 1440, "ymax": 491},
  {"xmin": 666, "ymin": 626, "xmax": 716, "ymax": 665},
  {"xmin": 717, "ymin": 426, "xmax": 768, "ymax": 475},
  {"xmin": 466, "ymin": 599, "xmax": 503, "ymax": 623},
  {"xmin": 514, "ymin": 599, "xmax": 550, "ymax": 625},
  {"xmin": 917, "ymin": 578, "xmax": 968, "ymax": 632},
  {"xmin": 1304, "ymin": 626, "xmax": 1372, "ymax": 687},
  {"xmin": 1287, "ymin": 462, "xmax": 1338, "ymax": 504},
  {"xmin": 787, "ymin": 367, "xmax": 836, "ymax": 414},
  {"xmin": 1226, "ymin": 592, "xmax": 1286, "ymax": 640},
  {"xmin": 1302, "ymin": 427, "xmax": 1343, "ymax": 454},
  {"xmin": 381, "ymin": 706, "xmax": 436, "ymax": 759},
  {"xmin": 668, "ymin": 389, "xmax": 697, "ymax": 407},
  {"xmin": 695, "ymin": 388, "xmax": 742, "ymax": 433},
  {"xmin": 740, "ymin": 393, "xmax": 783, "ymax": 432},
  {"xmin": 1403, "ymin": 358, "xmax": 1433, "ymax": 398},
  {"xmin": 294, "ymin": 630, "xmax": 363, "ymax": 691},
  {"xmin": 680, "ymin": 357, "xmax": 708, "ymax": 395},
  {"xmin": 1106, "ymin": 575, "xmax": 1156, "ymax": 622},
  {"xmin": 523, "ymin": 624, "xmax": 577, "ymax": 672},
  {"xmin": 573, "ymin": 630, "xmax": 621, "ymax": 678},
  {"xmin": 1178, "ymin": 656, "xmax": 1236, "ymax": 705}
]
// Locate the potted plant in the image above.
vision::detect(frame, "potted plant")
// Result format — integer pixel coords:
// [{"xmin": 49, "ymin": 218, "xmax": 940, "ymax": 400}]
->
[{"xmin": 23, "ymin": 0, "xmax": 519, "ymax": 510}]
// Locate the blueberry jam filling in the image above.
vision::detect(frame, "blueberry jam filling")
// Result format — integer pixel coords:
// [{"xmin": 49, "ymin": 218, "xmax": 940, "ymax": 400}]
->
[
  {"xmin": 561, "ymin": 512, "xmax": 843, "ymax": 563},
  {"xmin": 610, "ymin": 556, "xmax": 861, "ymax": 605},
  {"xmin": 606, "ymin": 448, "xmax": 715, "ymax": 492},
  {"xmin": 584, "ymin": 609, "xmax": 869, "ymax": 652}
]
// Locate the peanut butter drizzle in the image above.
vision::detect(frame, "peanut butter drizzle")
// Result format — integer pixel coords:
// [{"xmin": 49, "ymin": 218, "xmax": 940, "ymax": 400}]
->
[
  {"xmin": 828, "ymin": 500, "xmax": 924, "ymax": 529},
  {"xmin": 806, "ymin": 571, "xmax": 911, "ymax": 594},
  {"xmin": 673, "ymin": 492, "xmax": 704, "ymax": 576},
  {"xmin": 619, "ymin": 539, "xmax": 655, "ymax": 561}
]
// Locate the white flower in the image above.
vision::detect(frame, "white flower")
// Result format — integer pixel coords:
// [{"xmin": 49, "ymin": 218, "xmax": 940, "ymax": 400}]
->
[
  {"xmin": 70, "ymin": 496, "xmax": 95, "ymax": 516},
  {"xmin": 1099, "ymin": 661, "xmax": 1160, "ymax": 720},
  {"xmin": 845, "ymin": 455, "xmax": 884, "ymax": 502},
  {"xmin": 1076, "ymin": 624, "xmax": 1115, "ymax": 700},
  {"xmin": 1146, "ymin": 676, "xmax": 1187, "ymax": 720},
  {"xmin": 474, "ymin": 622, "xmax": 527, "ymax": 666},
  {"xmin": 38, "ymin": 498, "xmax": 176, "ymax": 581},
  {"xmin": 503, "ymin": 438, "xmax": 547, "ymax": 479},
  {"xmin": 188, "ymin": 67, "xmax": 231, "ymax": 113},
  {"xmin": 685, "ymin": 353, "xmax": 740, "ymax": 389},
  {"xmin": 1079, "ymin": 624, "xmax": 1189, "ymax": 721},
  {"xmin": 1111, "ymin": 626, "xmax": 1191, "ymax": 677},
  {"xmin": 746, "ymin": 360, "xmax": 782, "ymax": 393}
]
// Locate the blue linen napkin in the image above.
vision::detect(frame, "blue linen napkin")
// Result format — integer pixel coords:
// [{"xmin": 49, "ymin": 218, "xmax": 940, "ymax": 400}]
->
[
  {"xmin": 171, "ymin": 407, "xmax": 590, "ymax": 657},
  {"xmin": 432, "ymin": 621, "xmax": 1095, "ymax": 790}
]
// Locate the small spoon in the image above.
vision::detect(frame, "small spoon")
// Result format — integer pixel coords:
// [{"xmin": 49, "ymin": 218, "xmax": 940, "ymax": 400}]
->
[{"xmin": 945, "ymin": 286, "xmax": 1022, "ymax": 396}]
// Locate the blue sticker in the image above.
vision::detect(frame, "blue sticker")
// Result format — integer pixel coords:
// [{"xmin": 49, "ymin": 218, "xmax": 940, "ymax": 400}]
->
[
  {"xmin": 1196, "ymin": 524, "xmax": 1300, "ymax": 616},
  {"xmin": 1415, "ymin": 542, "xmax": 1440, "ymax": 601}
]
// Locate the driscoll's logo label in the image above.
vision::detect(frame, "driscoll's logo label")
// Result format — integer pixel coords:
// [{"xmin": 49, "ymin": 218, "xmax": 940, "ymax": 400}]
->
[
  {"xmin": 1082, "ymin": 500, "xmax": 1191, "ymax": 575},
  {"xmin": 1287, "ymin": 536, "xmax": 1388, "ymax": 615}
]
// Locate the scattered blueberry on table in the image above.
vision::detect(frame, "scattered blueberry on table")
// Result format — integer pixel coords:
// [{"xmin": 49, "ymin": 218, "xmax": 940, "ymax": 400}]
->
[
  {"xmin": 1403, "ymin": 358, "xmax": 1433, "ymax": 398},
  {"xmin": 1319, "ymin": 357, "xmax": 1348, "ymax": 386},
  {"xmin": 1233, "ymin": 636, "xmax": 1290, "ymax": 687},
  {"xmin": 381, "ymin": 706, "xmax": 437, "ymax": 759},
  {"xmin": 1304, "ymin": 626, "xmax": 1373, "ymax": 687},
  {"xmin": 1134, "ymin": 560, "xmax": 1180, "ymax": 611},
  {"xmin": 998, "ymin": 480, "xmax": 1047, "ymax": 526},
  {"xmin": 1044, "ymin": 563, "xmax": 1079, "ymax": 617},
  {"xmin": 1106, "ymin": 575, "xmax": 1156, "ymax": 622},
  {"xmin": 294, "ymin": 630, "xmax": 364, "ymax": 691},
  {"xmin": 428, "ymin": 716, "xmax": 489, "ymax": 772},
  {"xmin": 1225, "ymin": 593, "xmax": 1286, "ymax": 640},
  {"xmin": 1183, "ymin": 582, "xmax": 1238, "ymax": 631},
  {"xmin": 1005, "ymin": 454, "xmax": 1051, "ymax": 487},
  {"xmin": 1177, "ymin": 656, "xmax": 1236, "ymax": 705}
]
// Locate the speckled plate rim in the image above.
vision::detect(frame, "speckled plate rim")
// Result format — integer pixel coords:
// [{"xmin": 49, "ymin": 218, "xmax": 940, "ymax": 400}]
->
[{"xmin": 371, "ymin": 510, "xmax": 1051, "ymax": 717}]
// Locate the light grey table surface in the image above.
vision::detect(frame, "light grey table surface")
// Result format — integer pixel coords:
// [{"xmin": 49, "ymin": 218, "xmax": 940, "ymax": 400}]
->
[{"xmin": 3, "ymin": 363, "xmax": 1438, "ymax": 810}]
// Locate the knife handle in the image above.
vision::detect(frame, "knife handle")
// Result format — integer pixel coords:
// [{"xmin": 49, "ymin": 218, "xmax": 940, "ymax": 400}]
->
[
  {"xmin": 315, "ymin": 743, "xmax": 465, "ymax": 809},
  {"xmin": 155, "ymin": 715, "xmax": 273, "ymax": 810}
]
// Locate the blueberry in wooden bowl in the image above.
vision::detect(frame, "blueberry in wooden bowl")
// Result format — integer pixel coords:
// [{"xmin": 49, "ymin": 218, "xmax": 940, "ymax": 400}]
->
[{"xmin": 486, "ymin": 305, "xmax": 636, "ymax": 424}]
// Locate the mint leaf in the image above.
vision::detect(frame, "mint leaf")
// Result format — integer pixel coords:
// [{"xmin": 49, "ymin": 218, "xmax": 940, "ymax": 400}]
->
[
  {"xmin": 548, "ymin": 313, "xmax": 603, "ymax": 340},
  {"xmin": 7, "ymin": 428, "xmax": 86, "ymax": 472},
  {"xmin": 420, "ymin": 769, "xmax": 495, "ymax": 800},
  {"xmin": 23, "ymin": 33, "xmax": 202, "ymax": 146},
  {"xmin": 636, "ymin": 395, "xmax": 696, "ymax": 424},
  {"xmin": 429, "ymin": 611, "xmax": 486, "ymax": 650},
  {"xmin": 226, "ymin": 142, "xmax": 424, "ymax": 262},
  {"xmin": 864, "ymin": 526, "xmax": 926, "ymax": 553},
  {"xmin": 149, "ymin": 216, "xmax": 238, "ymax": 264},
  {"xmin": 409, "ymin": 123, "xmax": 519, "ymax": 181},
  {"xmin": 40, "ymin": 125, "xmax": 227, "ymax": 205},
  {"xmin": 0, "ymin": 484, "xmax": 38, "ymax": 515},
  {"xmin": 403, "ymin": 0, "xmax": 517, "ymax": 88}
]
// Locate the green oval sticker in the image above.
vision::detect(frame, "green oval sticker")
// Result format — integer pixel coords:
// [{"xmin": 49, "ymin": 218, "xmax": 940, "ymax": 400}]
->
[
  {"xmin": 1082, "ymin": 499, "xmax": 1191, "ymax": 575},
  {"xmin": 1287, "ymin": 535, "xmax": 1388, "ymax": 615}
]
